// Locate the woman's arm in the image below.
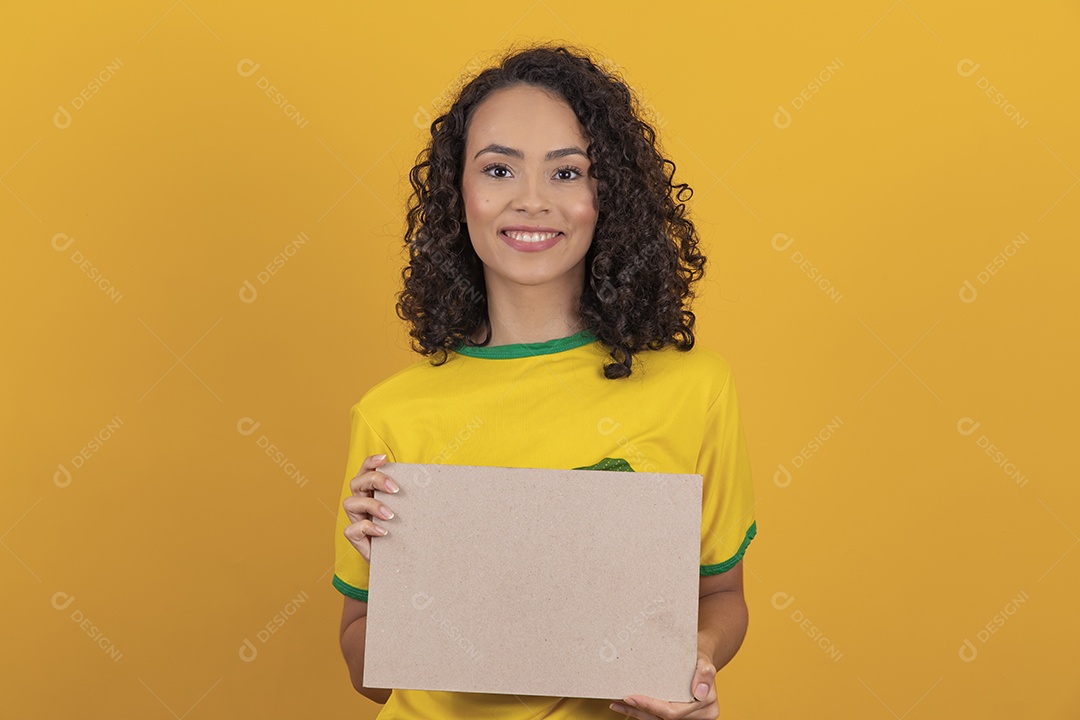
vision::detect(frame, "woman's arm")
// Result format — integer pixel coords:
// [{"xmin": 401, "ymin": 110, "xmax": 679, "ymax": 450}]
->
[
  {"xmin": 340, "ymin": 596, "xmax": 392, "ymax": 705},
  {"xmin": 612, "ymin": 561, "xmax": 748, "ymax": 717},
  {"xmin": 697, "ymin": 560, "xmax": 749, "ymax": 671}
]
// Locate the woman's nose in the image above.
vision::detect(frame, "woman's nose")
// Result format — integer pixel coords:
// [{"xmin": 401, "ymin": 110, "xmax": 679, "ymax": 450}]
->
[{"xmin": 512, "ymin": 172, "xmax": 550, "ymax": 213}]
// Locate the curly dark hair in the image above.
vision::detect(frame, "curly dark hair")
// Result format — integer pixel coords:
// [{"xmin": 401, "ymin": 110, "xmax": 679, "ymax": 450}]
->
[{"xmin": 395, "ymin": 41, "xmax": 707, "ymax": 379}]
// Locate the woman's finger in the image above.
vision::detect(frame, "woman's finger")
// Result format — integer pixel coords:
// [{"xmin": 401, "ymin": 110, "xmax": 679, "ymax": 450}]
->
[
  {"xmin": 349, "ymin": 463, "xmax": 399, "ymax": 497},
  {"xmin": 343, "ymin": 518, "xmax": 388, "ymax": 562},
  {"xmin": 342, "ymin": 494, "xmax": 395, "ymax": 526},
  {"xmin": 691, "ymin": 655, "xmax": 717, "ymax": 702},
  {"xmin": 360, "ymin": 453, "xmax": 389, "ymax": 476},
  {"xmin": 341, "ymin": 455, "xmax": 398, "ymax": 563},
  {"xmin": 342, "ymin": 521, "xmax": 370, "ymax": 562}
]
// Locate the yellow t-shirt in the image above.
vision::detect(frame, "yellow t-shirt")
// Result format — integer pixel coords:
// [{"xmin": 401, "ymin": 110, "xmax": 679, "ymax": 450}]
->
[{"xmin": 333, "ymin": 329, "xmax": 758, "ymax": 719}]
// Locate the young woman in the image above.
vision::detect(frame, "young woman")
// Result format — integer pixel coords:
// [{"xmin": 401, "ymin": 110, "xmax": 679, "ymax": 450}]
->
[{"xmin": 333, "ymin": 43, "xmax": 758, "ymax": 720}]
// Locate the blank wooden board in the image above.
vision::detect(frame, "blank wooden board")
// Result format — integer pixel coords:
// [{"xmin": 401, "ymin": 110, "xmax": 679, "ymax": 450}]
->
[{"xmin": 363, "ymin": 462, "xmax": 703, "ymax": 701}]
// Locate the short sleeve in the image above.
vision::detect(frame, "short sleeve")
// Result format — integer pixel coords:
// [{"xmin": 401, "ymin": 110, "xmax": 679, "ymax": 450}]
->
[
  {"xmin": 332, "ymin": 403, "xmax": 394, "ymax": 602},
  {"xmin": 698, "ymin": 366, "xmax": 758, "ymax": 575}
]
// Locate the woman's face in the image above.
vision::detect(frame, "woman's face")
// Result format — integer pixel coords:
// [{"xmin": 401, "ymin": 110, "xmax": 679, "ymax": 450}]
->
[{"xmin": 460, "ymin": 84, "xmax": 600, "ymax": 296}]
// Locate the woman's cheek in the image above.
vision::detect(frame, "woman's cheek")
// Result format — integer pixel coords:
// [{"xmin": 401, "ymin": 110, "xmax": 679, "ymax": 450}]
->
[{"xmin": 570, "ymin": 197, "xmax": 599, "ymax": 227}]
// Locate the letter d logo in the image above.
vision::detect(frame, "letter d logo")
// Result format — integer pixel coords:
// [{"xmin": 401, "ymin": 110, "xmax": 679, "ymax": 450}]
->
[
  {"xmin": 54, "ymin": 463, "xmax": 73, "ymax": 488},
  {"xmin": 596, "ymin": 417, "xmax": 621, "ymax": 436},
  {"xmin": 596, "ymin": 278, "xmax": 618, "ymax": 304},
  {"xmin": 771, "ymin": 233, "xmax": 794, "ymax": 252},
  {"xmin": 52, "ymin": 233, "xmax": 75, "ymax": 252},
  {"xmin": 773, "ymin": 464, "xmax": 792, "ymax": 488},
  {"xmin": 52, "ymin": 591, "xmax": 75, "ymax": 610},
  {"xmin": 771, "ymin": 591, "xmax": 795, "ymax": 611},
  {"xmin": 956, "ymin": 59, "xmax": 981, "ymax": 78},
  {"xmin": 956, "ymin": 417, "xmax": 981, "ymax": 436},
  {"xmin": 54, "ymin": 105, "xmax": 72, "ymax": 129},
  {"xmin": 239, "ymin": 279, "xmax": 258, "ymax": 304},
  {"xmin": 237, "ymin": 417, "xmax": 261, "ymax": 436},
  {"xmin": 959, "ymin": 279, "xmax": 978, "ymax": 304},
  {"xmin": 239, "ymin": 638, "xmax": 258, "ymax": 662},
  {"xmin": 237, "ymin": 59, "xmax": 261, "ymax": 78},
  {"xmin": 773, "ymin": 104, "xmax": 792, "ymax": 129},
  {"xmin": 411, "ymin": 465, "xmax": 431, "ymax": 488},
  {"xmin": 413, "ymin": 106, "xmax": 432, "ymax": 130}
]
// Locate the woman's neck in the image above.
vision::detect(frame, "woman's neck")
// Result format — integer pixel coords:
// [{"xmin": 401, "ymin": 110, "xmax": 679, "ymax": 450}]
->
[
  {"xmin": 470, "ymin": 274, "xmax": 585, "ymax": 347},
  {"xmin": 471, "ymin": 317, "xmax": 585, "ymax": 347}
]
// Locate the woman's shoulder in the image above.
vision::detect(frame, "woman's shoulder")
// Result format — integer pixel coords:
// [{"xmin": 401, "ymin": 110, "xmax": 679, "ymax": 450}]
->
[
  {"xmin": 629, "ymin": 340, "xmax": 737, "ymax": 410},
  {"xmin": 351, "ymin": 354, "xmax": 449, "ymax": 414},
  {"xmin": 641, "ymin": 338, "xmax": 734, "ymax": 381}
]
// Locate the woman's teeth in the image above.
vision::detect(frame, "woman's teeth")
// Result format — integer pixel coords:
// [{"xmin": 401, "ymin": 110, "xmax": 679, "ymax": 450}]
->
[{"xmin": 503, "ymin": 231, "xmax": 561, "ymax": 243}]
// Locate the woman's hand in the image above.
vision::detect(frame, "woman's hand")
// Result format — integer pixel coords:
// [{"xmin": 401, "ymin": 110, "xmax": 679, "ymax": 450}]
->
[
  {"xmin": 609, "ymin": 651, "xmax": 719, "ymax": 719},
  {"xmin": 341, "ymin": 453, "xmax": 399, "ymax": 562}
]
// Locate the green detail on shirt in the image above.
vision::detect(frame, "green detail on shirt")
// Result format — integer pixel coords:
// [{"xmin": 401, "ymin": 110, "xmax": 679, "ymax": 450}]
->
[
  {"xmin": 332, "ymin": 574, "xmax": 368, "ymax": 603},
  {"xmin": 573, "ymin": 457, "xmax": 635, "ymax": 472},
  {"xmin": 454, "ymin": 329, "xmax": 598, "ymax": 359}
]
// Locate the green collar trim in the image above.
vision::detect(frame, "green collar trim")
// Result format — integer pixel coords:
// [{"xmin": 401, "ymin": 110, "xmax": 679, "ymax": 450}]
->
[{"xmin": 455, "ymin": 329, "xmax": 598, "ymax": 359}]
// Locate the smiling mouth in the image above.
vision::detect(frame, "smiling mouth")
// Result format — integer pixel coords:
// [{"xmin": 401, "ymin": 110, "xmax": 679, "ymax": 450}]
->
[{"xmin": 501, "ymin": 230, "xmax": 563, "ymax": 243}]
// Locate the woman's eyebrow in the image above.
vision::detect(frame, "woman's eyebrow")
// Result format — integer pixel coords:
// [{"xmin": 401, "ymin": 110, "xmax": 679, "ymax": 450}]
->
[{"xmin": 473, "ymin": 144, "xmax": 588, "ymax": 161}]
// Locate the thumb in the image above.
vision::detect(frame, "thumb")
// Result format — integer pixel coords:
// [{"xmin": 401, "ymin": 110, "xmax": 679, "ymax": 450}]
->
[{"xmin": 692, "ymin": 657, "xmax": 716, "ymax": 701}]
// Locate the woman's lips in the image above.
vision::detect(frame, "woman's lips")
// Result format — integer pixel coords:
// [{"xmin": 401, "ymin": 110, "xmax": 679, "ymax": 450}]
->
[{"xmin": 500, "ymin": 230, "xmax": 563, "ymax": 252}]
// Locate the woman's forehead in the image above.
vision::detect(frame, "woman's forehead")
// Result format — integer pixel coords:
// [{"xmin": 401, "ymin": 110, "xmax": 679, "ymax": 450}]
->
[{"xmin": 465, "ymin": 86, "xmax": 588, "ymax": 154}]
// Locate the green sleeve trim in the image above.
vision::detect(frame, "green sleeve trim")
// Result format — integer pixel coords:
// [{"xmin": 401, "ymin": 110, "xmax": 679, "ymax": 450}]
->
[
  {"xmin": 332, "ymin": 574, "xmax": 368, "ymax": 602},
  {"xmin": 700, "ymin": 521, "xmax": 757, "ymax": 576}
]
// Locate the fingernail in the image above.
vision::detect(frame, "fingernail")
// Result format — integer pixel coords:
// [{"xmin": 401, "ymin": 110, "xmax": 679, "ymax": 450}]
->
[
  {"xmin": 380, "ymin": 506, "xmax": 394, "ymax": 519},
  {"xmin": 386, "ymin": 479, "xmax": 399, "ymax": 493},
  {"xmin": 374, "ymin": 526, "xmax": 387, "ymax": 535},
  {"xmin": 375, "ymin": 453, "xmax": 387, "ymax": 461},
  {"xmin": 695, "ymin": 683, "xmax": 708, "ymax": 699},
  {"xmin": 610, "ymin": 703, "xmax": 626, "ymax": 713}
]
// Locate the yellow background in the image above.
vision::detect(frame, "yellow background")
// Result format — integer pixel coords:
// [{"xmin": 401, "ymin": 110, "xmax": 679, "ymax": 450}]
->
[{"xmin": 4, "ymin": 1, "xmax": 1077, "ymax": 717}]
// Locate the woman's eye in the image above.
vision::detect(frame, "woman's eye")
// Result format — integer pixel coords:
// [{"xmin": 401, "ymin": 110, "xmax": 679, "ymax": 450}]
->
[
  {"xmin": 481, "ymin": 164, "xmax": 584, "ymax": 180},
  {"xmin": 482, "ymin": 164, "xmax": 511, "ymax": 178}
]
